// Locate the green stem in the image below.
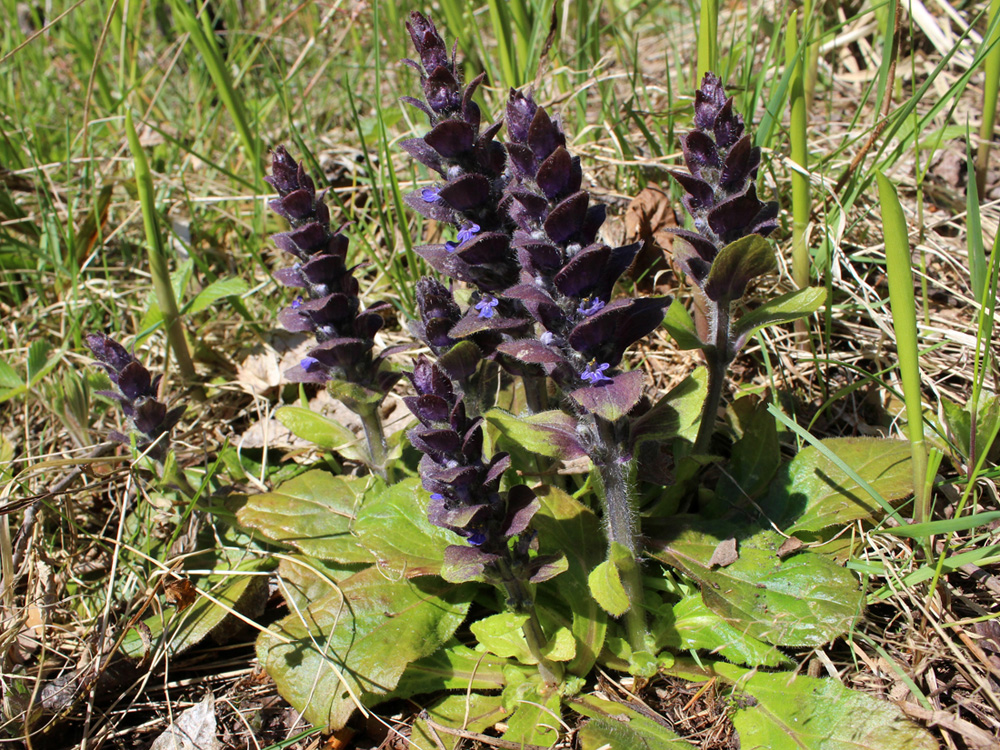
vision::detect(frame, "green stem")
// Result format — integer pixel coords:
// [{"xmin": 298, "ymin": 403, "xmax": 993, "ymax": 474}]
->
[
  {"xmin": 693, "ymin": 302, "xmax": 730, "ymax": 455},
  {"xmin": 497, "ymin": 560, "xmax": 563, "ymax": 685},
  {"xmin": 358, "ymin": 403, "xmax": 389, "ymax": 482}
]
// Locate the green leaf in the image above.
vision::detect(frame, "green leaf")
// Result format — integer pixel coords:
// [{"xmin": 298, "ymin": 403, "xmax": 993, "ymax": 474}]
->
[
  {"xmin": 353, "ymin": 478, "xmax": 462, "ymax": 577},
  {"xmin": 588, "ymin": 543, "xmax": 633, "ymax": 618},
  {"xmin": 715, "ymin": 397, "xmax": 780, "ymax": 507},
  {"xmin": 542, "ymin": 627, "xmax": 577, "ymax": 662},
  {"xmin": 258, "ymin": 567, "xmax": 471, "ymax": 731},
  {"xmin": 0, "ymin": 358, "xmax": 23, "ymax": 389},
  {"xmin": 236, "ymin": 470, "xmax": 374, "ymax": 563},
  {"xmin": 327, "ymin": 378, "xmax": 384, "ymax": 411},
  {"xmin": 410, "ymin": 693, "xmax": 508, "ymax": 750},
  {"xmin": 732, "ymin": 287, "xmax": 827, "ymax": 347},
  {"xmin": 717, "ymin": 663, "xmax": 938, "ymax": 749},
  {"xmin": 653, "ymin": 592, "xmax": 790, "ymax": 668},
  {"xmin": 704, "ymin": 234, "xmax": 776, "ymax": 303},
  {"xmin": 572, "ymin": 694, "xmax": 697, "ymax": 750},
  {"xmin": 275, "ymin": 555, "xmax": 361, "ymax": 612},
  {"xmin": 502, "ymin": 686, "xmax": 561, "ymax": 748},
  {"xmin": 388, "ymin": 642, "xmax": 512, "ymax": 700},
  {"xmin": 121, "ymin": 560, "xmax": 271, "ymax": 659},
  {"xmin": 471, "ymin": 612, "xmax": 534, "ymax": 663},
  {"xmin": 533, "ymin": 486, "xmax": 607, "ymax": 676},
  {"xmin": 26, "ymin": 341, "xmax": 53, "ymax": 386},
  {"xmin": 763, "ymin": 438, "xmax": 914, "ymax": 537},
  {"xmin": 631, "ymin": 368, "xmax": 707, "ymax": 447},
  {"xmin": 486, "ymin": 408, "xmax": 586, "ymax": 460},
  {"xmin": 648, "ymin": 523, "xmax": 863, "ymax": 647},
  {"xmin": 274, "ymin": 406, "xmax": 366, "ymax": 462},
  {"xmin": 662, "ymin": 297, "xmax": 703, "ymax": 350},
  {"xmin": 186, "ymin": 277, "xmax": 250, "ymax": 314}
]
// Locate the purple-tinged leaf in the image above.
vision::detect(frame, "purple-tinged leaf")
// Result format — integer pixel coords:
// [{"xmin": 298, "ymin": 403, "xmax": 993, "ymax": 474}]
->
[
  {"xmin": 553, "ymin": 244, "xmax": 610, "ymax": 298},
  {"xmin": 527, "ymin": 105, "xmax": 564, "ymax": 162},
  {"xmin": 403, "ymin": 189, "xmax": 455, "ymax": 223},
  {"xmin": 442, "ymin": 545, "xmax": 499, "ymax": 583},
  {"xmin": 117, "ymin": 361, "xmax": 152, "ymax": 401},
  {"xmin": 507, "ymin": 189, "xmax": 549, "ymax": 217},
  {"xmin": 399, "ymin": 137, "xmax": 445, "ymax": 174},
  {"xmin": 399, "ymin": 95, "xmax": 434, "ymax": 120},
  {"xmin": 569, "ymin": 369, "xmax": 647, "ymax": 422},
  {"xmin": 544, "ymin": 191, "xmax": 589, "ymax": 244},
  {"xmin": 507, "ymin": 90, "xmax": 538, "ymax": 143},
  {"xmin": 536, "ymin": 146, "xmax": 573, "ymax": 200},
  {"xmin": 406, "ymin": 12, "xmax": 450, "ymax": 73},
  {"xmin": 454, "ymin": 231, "xmax": 509, "ymax": 265},
  {"xmin": 273, "ymin": 267, "xmax": 306, "ymax": 288},
  {"xmin": 438, "ymin": 173, "xmax": 491, "ymax": 211},
  {"xmin": 719, "ymin": 135, "xmax": 760, "ymax": 191},
  {"xmin": 708, "ymin": 185, "xmax": 779, "ymax": 244},
  {"xmin": 496, "ymin": 339, "xmax": 567, "ymax": 366},
  {"xmin": 503, "ymin": 485, "xmax": 539, "ymax": 537},
  {"xmin": 423, "ymin": 67, "xmax": 462, "ymax": 114},
  {"xmin": 713, "ymin": 98, "xmax": 744, "ymax": 149},
  {"xmin": 271, "ymin": 189, "xmax": 315, "ymax": 223},
  {"xmin": 425, "ymin": 120, "xmax": 475, "ymax": 158},
  {"xmin": 669, "ymin": 170, "xmax": 715, "ymax": 213},
  {"xmin": 133, "ymin": 398, "xmax": 168, "ymax": 435},
  {"xmin": 528, "ymin": 553, "xmax": 569, "ymax": 583},
  {"xmin": 486, "ymin": 408, "xmax": 587, "ymax": 461},
  {"xmin": 694, "ymin": 72, "xmax": 728, "ymax": 130},
  {"xmin": 437, "ymin": 340, "xmax": 481, "ymax": 382},
  {"xmin": 483, "ymin": 453, "xmax": 511, "ymax": 490},
  {"xmin": 86, "ymin": 333, "xmax": 133, "ymax": 374},
  {"xmin": 506, "ymin": 143, "xmax": 535, "ymax": 177},
  {"xmin": 682, "ymin": 131, "xmax": 722, "ymax": 177},
  {"xmin": 580, "ymin": 204, "xmax": 606, "ymax": 245},
  {"xmin": 404, "ymin": 394, "xmax": 451, "ymax": 425},
  {"xmin": 448, "ymin": 313, "xmax": 529, "ymax": 339},
  {"xmin": 703, "ymin": 234, "xmax": 776, "ymax": 303},
  {"xmin": 410, "ymin": 428, "xmax": 462, "ymax": 457}
]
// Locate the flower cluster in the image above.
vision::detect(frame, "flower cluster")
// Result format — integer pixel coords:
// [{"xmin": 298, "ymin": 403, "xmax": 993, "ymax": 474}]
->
[
  {"xmin": 267, "ymin": 147, "xmax": 399, "ymax": 396},
  {"xmin": 86, "ymin": 333, "xmax": 184, "ymax": 460},
  {"xmin": 405, "ymin": 356, "xmax": 561, "ymax": 585},
  {"xmin": 669, "ymin": 72, "xmax": 779, "ymax": 301},
  {"xmin": 402, "ymin": 12, "xmax": 517, "ymax": 295},
  {"xmin": 496, "ymin": 89, "xmax": 671, "ymax": 392}
]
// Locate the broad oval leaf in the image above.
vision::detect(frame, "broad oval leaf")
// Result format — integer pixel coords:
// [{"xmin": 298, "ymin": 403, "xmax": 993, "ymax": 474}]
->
[
  {"xmin": 236, "ymin": 470, "xmax": 375, "ymax": 563},
  {"xmin": 648, "ymin": 521, "xmax": 863, "ymax": 647},
  {"xmin": 486, "ymin": 408, "xmax": 587, "ymax": 461},
  {"xmin": 257, "ymin": 568, "xmax": 472, "ymax": 731},
  {"xmin": 274, "ymin": 406, "xmax": 365, "ymax": 462},
  {"xmin": 353, "ymin": 478, "xmax": 461, "ymax": 576},
  {"xmin": 762, "ymin": 437, "xmax": 914, "ymax": 536},
  {"xmin": 717, "ymin": 662, "xmax": 939, "ymax": 750}
]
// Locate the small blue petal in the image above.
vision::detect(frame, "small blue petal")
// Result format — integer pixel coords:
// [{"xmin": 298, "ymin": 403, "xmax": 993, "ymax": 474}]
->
[
  {"xmin": 540, "ymin": 331, "xmax": 555, "ymax": 345},
  {"xmin": 456, "ymin": 222, "xmax": 480, "ymax": 245},
  {"xmin": 577, "ymin": 297, "xmax": 606, "ymax": 316},
  {"xmin": 291, "ymin": 296, "xmax": 304, "ymax": 309},
  {"xmin": 301, "ymin": 356, "xmax": 321, "ymax": 372},
  {"xmin": 581, "ymin": 361, "xmax": 612, "ymax": 385},
  {"xmin": 445, "ymin": 241, "xmax": 458, "ymax": 253},
  {"xmin": 421, "ymin": 187, "xmax": 441, "ymax": 202},
  {"xmin": 475, "ymin": 296, "xmax": 499, "ymax": 320},
  {"xmin": 468, "ymin": 532, "xmax": 487, "ymax": 547}
]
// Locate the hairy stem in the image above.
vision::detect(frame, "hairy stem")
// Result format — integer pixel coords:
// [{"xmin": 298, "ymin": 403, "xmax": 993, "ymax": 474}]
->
[
  {"xmin": 693, "ymin": 302, "xmax": 731, "ymax": 455},
  {"xmin": 595, "ymin": 418, "xmax": 648, "ymax": 654}
]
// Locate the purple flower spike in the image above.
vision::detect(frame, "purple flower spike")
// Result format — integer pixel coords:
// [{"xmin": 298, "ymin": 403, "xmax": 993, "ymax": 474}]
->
[
  {"xmin": 577, "ymin": 297, "xmax": 606, "ymax": 317},
  {"xmin": 581, "ymin": 361, "xmax": 612, "ymax": 385},
  {"xmin": 475, "ymin": 296, "xmax": 499, "ymax": 319},
  {"xmin": 421, "ymin": 186, "xmax": 442, "ymax": 202},
  {"xmin": 456, "ymin": 222, "xmax": 480, "ymax": 246}
]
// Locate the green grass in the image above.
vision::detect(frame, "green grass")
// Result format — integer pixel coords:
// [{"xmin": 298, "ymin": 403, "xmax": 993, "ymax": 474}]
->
[{"xmin": 0, "ymin": 0, "xmax": 997, "ymax": 746}]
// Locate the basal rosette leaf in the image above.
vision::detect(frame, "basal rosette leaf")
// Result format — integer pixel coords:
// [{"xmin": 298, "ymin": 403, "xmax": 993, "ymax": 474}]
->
[
  {"xmin": 353, "ymin": 477, "xmax": 462, "ymax": 576},
  {"xmin": 257, "ymin": 567, "xmax": 472, "ymax": 731},
  {"xmin": 236, "ymin": 470, "xmax": 375, "ymax": 564},
  {"xmin": 761, "ymin": 437, "xmax": 914, "ymax": 539},
  {"xmin": 274, "ymin": 406, "xmax": 366, "ymax": 462},
  {"xmin": 573, "ymin": 694, "xmax": 697, "ymax": 750},
  {"xmin": 716, "ymin": 663, "xmax": 939, "ymax": 750},
  {"xmin": 647, "ymin": 520, "xmax": 862, "ymax": 647}
]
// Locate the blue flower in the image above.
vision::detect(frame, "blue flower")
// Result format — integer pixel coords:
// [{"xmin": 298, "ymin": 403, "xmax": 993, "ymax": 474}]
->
[
  {"xmin": 444, "ymin": 240, "xmax": 458, "ymax": 253},
  {"xmin": 581, "ymin": 361, "xmax": 612, "ymax": 385},
  {"xmin": 456, "ymin": 222, "xmax": 480, "ymax": 245},
  {"xmin": 291, "ymin": 296, "xmax": 304, "ymax": 309},
  {"xmin": 421, "ymin": 186, "xmax": 442, "ymax": 202},
  {"xmin": 577, "ymin": 297, "xmax": 605, "ymax": 316},
  {"xmin": 467, "ymin": 531, "xmax": 487, "ymax": 546},
  {"xmin": 540, "ymin": 331, "xmax": 555, "ymax": 345},
  {"xmin": 301, "ymin": 356, "xmax": 322, "ymax": 372},
  {"xmin": 475, "ymin": 296, "xmax": 499, "ymax": 319}
]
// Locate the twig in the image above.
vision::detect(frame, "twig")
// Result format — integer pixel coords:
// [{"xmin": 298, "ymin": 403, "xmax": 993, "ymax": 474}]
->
[{"xmin": 420, "ymin": 715, "xmax": 553, "ymax": 750}]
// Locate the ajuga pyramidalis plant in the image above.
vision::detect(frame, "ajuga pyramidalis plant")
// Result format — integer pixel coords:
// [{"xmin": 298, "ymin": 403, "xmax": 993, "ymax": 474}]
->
[
  {"xmin": 266, "ymin": 146, "xmax": 402, "ymax": 477},
  {"xmin": 86, "ymin": 333, "xmax": 185, "ymax": 460},
  {"xmin": 668, "ymin": 73, "xmax": 780, "ymax": 454},
  {"xmin": 400, "ymin": 12, "xmax": 672, "ymax": 655}
]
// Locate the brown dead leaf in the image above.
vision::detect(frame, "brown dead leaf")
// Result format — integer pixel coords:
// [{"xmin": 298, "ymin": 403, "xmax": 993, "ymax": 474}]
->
[
  {"xmin": 235, "ymin": 332, "xmax": 312, "ymax": 394},
  {"xmin": 777, "ymin": 537, "xmax": 804, "ymax": 559},
  {"xmin": 164, "ymin": 576, "xmax": 198, "ymax": 612},
  {"xmin": 624, "ymin": 186, "xmax": 678, "ymax": 292},
  {"xmin": 708, "ymin": 537, "xmax": 738, "ymax": 568}
]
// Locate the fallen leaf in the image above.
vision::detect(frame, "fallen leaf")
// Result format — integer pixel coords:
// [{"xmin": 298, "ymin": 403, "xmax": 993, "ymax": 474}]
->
[
  {"xmin": 150, "ymin": 693, "xmax": 219, "ymax": 750},
  {"xmin": 708, "ymin": 537, "xmax": 738, "ymax": 568},
  {"xmin": 624, "ymin": 186, "xmax": 678, "ymax": 292},
  {"xmin": 777, "ymin": 537, "xmax": 804, "ymax": 559},
  {"xmin": 164, "ymin": 576, "xmax": 198, "ymax": 612}
]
